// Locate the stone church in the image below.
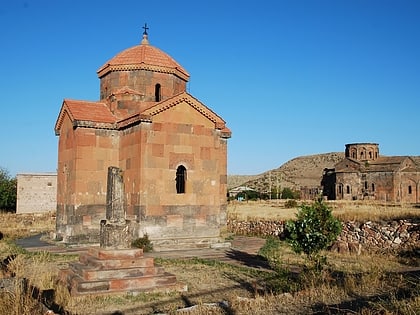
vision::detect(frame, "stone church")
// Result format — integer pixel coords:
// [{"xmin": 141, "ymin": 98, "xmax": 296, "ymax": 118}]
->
[
  {"xmin": 322, "ymin": 143, "xmax": 420, "ymax": 203},
  {"xmin": 54, "ymin": 28, "xmax": 231, "ymax": 249}
]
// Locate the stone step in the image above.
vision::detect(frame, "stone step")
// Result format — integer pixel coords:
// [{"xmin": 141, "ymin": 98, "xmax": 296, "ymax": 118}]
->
[
  {"xmin": 87, "ymin": 247, "xmax": 144, "ymax": 260},
  {"xmin": 79, "ymin": 252, "xmax": 155, "ymax": 269},
  {"xmin": 69, "ymin": 262, "xmax": 165, "ymax": 281},
  {"xmin": 69, "ymin": 271, "xmax": 178, "ymax": 295}
]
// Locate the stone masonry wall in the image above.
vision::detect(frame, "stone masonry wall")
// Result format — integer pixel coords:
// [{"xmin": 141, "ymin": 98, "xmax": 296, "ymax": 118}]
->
[
  {"xmin": 227, "ymin": 218, "xmax": 419, "ymax": 253},
  {"xmin": 17, "ymin": 173, "xmax": 57, "ymax": 214}
]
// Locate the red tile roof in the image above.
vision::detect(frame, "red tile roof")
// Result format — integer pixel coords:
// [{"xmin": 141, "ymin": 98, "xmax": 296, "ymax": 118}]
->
[
  {"xmin": 55, "ymin": 99, "xmax": 117, "ymax": 134},
  {"xmin": 65, "ymin": 99, "xmax": 116, "ymax": 123}
]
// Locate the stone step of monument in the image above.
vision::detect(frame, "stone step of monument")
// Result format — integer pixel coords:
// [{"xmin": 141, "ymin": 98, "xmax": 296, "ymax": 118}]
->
[
  {"xmin": 67, "ymin": 271, "xmax": 178, "ymax": 295},
  {"xmin": 69, "ymin": 262, "xmax": 165, "ymax": 281},
  {"xmin": 87, "ymin": 247, "xmax": 144, "ymax": 260},
  {"xmin": 79, "ymin": 252, "xmax": 155, "ymax": 269}
]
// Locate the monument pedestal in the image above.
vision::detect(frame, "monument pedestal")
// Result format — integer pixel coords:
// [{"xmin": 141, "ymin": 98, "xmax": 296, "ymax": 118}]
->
[
  {"xmin": 59, "ymin": 167, "xmax": 185, "ymax": 295},
  {"xmin": 59, "ymin": 247, "xmax": 184, "ymax": 295}
]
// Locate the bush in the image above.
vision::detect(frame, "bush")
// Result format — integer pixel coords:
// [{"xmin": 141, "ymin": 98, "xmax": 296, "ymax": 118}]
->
[
  {"xmin": 258, "ymin": 237, "xmax": 283, "ymax": 270},
  {"xmin": 281, "ymin": 187, "xmax": 299, "ymax": 199},
  {"xmin": 285, "ymin": 198, "xmax": 342, "ymax": 269},
  {"xmin": 284, "ymin": 199, "xmax": 298, "ymax": 208},
  {"xmin": 131, "ymin": 234, "xmax": 153, "ymax": 252},
  {"xmin": 0, "ymin": 167, "xmax": 16, "ymax": 212}
]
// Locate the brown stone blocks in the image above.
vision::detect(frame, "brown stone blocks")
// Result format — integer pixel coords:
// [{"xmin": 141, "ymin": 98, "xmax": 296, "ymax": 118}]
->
[
  {"xmin": 200, "ymin": 147, "xmax": 211, "ymax": 160},
  {"xmin": 77, "ymin": 158, "xmax": 98, "ymax": 172},
  {"xmin": 76, "ymin": 146, "xmax": 94, "ymax": 160},
  {"xmin": 60, "ymin": 246, "xmax": 180, "ymax": 295},
  {"xmin": 194, "ymin": 214, "xmax": 207, "ymax": 227},
  {"xmin": 76, "ymin": 132, "xmax": 97, "ymax": 147},
  {"xmin": 74, "ymin": 264, "xmax": 160, "ymax": 281},
  {"xmin": 82, "ymin": 215, "xmax": 92, "ymax": 226},
  {"xmin": 79, "ymin": 252, "xmax": 154, "ymax": 269},
  {"xmin": 97, "ymin": 136, "xmax": 114, "ymax": 149},
  {"xmin": 148, "ymin": 130, "xmax": 166, "ymax": 144},
  {"xmin": 146, "ymin": 205, "xmax": 164, "ymax": 216},
  {"xmin": 166, "ymin": 134, "xmax": 180, "ymax": 146},
  {"xmin": 169, "ymin": 152, "xmax": 194, "ymax": 169},
  {"xmin": 202, "ymin": 160, "xmax": 217, "ymax": 172},
  {"xmin": 166, "ymin": 214, "xmax": 183, "ymax": 228},
  {"xmin": 152, "ymin": 143, "xmax": 164, "ymax": 157},
  {"xmin": 88, "ymin": 248, "xmax": 144, "ymax": 259},
  {"xmin": 153, "ymin": 122, "xmax": 163, "ymax": 131}
]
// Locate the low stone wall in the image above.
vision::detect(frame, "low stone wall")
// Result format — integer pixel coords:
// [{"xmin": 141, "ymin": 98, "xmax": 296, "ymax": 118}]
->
[
  {"xmin": 227, "ymin": 219, "xmax": 286, "ymax": 237},
  {"xmin": 333, "ymin": 220, "xmax": 419, "ymax": 254},
  {"xmin": 227, "ymin": 219, "xmax": 419, "ymax": 253}
]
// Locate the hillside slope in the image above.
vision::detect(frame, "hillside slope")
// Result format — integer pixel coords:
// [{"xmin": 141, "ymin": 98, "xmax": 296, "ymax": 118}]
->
[{"xmin": 228, "ymin": 152, "xmax": 344, "ymax": 192}]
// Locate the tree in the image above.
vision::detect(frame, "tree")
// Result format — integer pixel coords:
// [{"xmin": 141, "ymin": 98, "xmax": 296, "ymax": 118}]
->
[
  {"xmin": 0, "ymin": 167, "xmax": 17, "ymax": 212},
  {"xmin": 285, "ymin": 198, "xmax": 342, "ymax": 269},
  {"xmin": 281, "ymin": 187, "xmax": 299, "ymax": 199}
]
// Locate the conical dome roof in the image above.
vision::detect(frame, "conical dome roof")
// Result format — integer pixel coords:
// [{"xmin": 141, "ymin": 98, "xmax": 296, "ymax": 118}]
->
[{"xmin": 97, "ymin": 34, "xmax": 189, "ymax": 81}]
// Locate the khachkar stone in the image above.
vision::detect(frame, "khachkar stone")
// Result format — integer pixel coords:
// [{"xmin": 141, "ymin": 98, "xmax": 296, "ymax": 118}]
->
[{"xmin": 100, "ymin": 166, "xmax": 131, "ymax": 249}]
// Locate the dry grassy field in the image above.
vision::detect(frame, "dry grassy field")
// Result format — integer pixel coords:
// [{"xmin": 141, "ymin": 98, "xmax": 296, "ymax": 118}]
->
[
  {"xmin": 228, "ymin": 199, "xmax": 420, "ymax": 222},
  {"xmin": 0, "ymin": 201, "xmax": 419, "ymax": 314}
]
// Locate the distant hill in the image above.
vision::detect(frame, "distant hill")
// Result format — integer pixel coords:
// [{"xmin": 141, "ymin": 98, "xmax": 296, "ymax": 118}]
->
[{"xmin": 228, "ymin": 152, "xmax": 345, "ymax": 192}]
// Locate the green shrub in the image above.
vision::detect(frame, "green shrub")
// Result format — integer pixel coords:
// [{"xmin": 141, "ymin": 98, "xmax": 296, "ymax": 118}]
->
[
  {"xmin": 258, "ymin": 237, "xmax": 283, "ymax": 269},
  {"xmin": 284, "ymin": 199, "xmax": 298, "ymax": 208},
  {"xmin": 281, "ymin": 187, "xmax": 300, "ymax": 199},
  {"xmin": 285, "ymin": 198, "xmax": 342, "ymax": 269},
  {"xmin": 131, "ymin": 234, "xmax": 153, "ymax": 252},
  {"xmin": 0, "ymin": 167, "xmax": 16, "ymax": 212}
]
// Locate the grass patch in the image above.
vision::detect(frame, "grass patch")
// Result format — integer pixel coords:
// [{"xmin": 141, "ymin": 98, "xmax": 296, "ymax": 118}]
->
[{"xmin": 0, "ymin": 210, "xmax": 419, "ymax": 314}]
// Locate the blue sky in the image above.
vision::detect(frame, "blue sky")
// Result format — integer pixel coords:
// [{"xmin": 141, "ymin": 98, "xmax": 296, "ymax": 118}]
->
[{"xmin": 1, "ymin": 0, "xmax": 419, "ymax": 176}]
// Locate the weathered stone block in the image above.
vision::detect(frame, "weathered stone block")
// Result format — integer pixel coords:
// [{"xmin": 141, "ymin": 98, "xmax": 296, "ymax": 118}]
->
[{"xmin": 100, "ymin": 220, "xmax": 131, "ymax": 249}]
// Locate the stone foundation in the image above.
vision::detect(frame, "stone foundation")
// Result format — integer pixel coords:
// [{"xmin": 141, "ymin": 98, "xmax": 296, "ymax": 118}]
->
[{"xmin": 59, "ymin": 248, "xmax": 185, "ymax": 295}]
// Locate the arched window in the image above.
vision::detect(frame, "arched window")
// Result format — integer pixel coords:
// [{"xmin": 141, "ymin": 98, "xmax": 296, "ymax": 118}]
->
[
  {"xmin": 372, "ymin": 183, "xmax": 375, "ymax": 191},
  {"xmin": 176, "ymin": 165, "xmax": 186, "ymax": 194},
  {"xmin": 346, "ymin": 185, "xmax": 350, "ymax": 194},
  {"xmin": 155, "ymin": 84, "xmax": 161, "ymax": 102}
]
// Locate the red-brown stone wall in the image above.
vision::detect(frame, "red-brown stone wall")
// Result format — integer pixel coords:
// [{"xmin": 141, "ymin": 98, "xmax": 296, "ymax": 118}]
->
[
  {"xmin": 99, "ymin": 70, "xmax": 186, "ymax": 102},
  {"xmin": 367, "ymin": 171, "xmax": 395, "ymax": 202},
  {"xmin": 56, "ymin": 118, "xmax": 119, "ymax": 242},
  {"xmin": 57, "ymin": 100, "xmax": 229, "ymax": 247},
  {"xmin": 116, "ymin": 102, "xmax": 228, "ymax": 245},
  {"xmin": 335, "ymin": 170, "xmax": 419, "ymax": 203},
  {"xmin": 400, "ymin": 173, "xmax": 420, "ymax": 203},
  {"xmin": 119, "ymin": 124, "xmax": 146, "ymax": 217}
]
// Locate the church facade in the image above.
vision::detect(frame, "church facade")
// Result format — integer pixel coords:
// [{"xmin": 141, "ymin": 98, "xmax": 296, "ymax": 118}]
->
[
  {"xmin": 322, "ymin": 143, "xmax": 420, "ymax": 203},
  {"xmin": 54, "ymin": 30, "xmax": 231, "ymax": 249}
]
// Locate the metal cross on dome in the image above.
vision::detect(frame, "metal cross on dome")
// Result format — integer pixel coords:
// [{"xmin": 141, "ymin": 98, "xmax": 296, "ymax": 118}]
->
[{"xmin": 142, "ymin": 23, "xmax": 149, "ymax": 35}]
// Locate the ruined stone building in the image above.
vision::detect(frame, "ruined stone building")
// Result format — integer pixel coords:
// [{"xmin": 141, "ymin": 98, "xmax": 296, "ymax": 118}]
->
[
  {"xmin": 322, "ymin": 143, "xmax": 420, "ymax": 203},
  {"xmin": 54, "ymin": 29, "xmax": 231, "ymax": 249}
]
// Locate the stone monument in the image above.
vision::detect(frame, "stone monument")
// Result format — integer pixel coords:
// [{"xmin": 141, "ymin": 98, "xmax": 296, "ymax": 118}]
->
[
  {"xmin": 59, "ymin": 167, "xmax": 183, "ymax": 295},
  {"xmin": 100, "ymin": 166, "xmax": 131, "ymax": 249}
]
